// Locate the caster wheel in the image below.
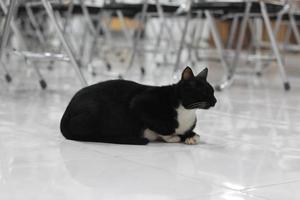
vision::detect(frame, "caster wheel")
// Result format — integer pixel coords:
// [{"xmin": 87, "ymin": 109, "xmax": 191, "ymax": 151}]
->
[
  {"xmin": 106, "ymin": 63, "xmax": 112, "ymax": 71},
  {"xmin": 120, "ymin": 58, "xmax": 125, "ymax": 63},
  {"xmin": 227, "ymin": 75, "xmax": 232, "ymax": 80},
  {"xmin": 39, "ymin": 79, "xmax": 47, "ymax": 90},
  {"xmin": 256, "ymin": 71, "xmax": 262, "ymax": 77},
  {"xmin": 284, "ymin": 82, "xmax": 290, "ymax": 91},
  {"xmin": 118, "ymin": 75, "xmax": 123, "ymax": 79},
  {"xmin": 5, "ymin": 74, "xmax": 12, "ymax": 83},
  {"xmin": 99, "ymin": 28, "xmax": 104, "ymax": 36},
  {"xmin": 47, "ymin": 65, "xmax": 53, "ymax": 71},
  {"xmin": 140, "ymin": 67, "xmax": 145, "ymax": 76},
  {"xmin": 215, "ymin": 85, "xmax": 222, "ymax": 92}
]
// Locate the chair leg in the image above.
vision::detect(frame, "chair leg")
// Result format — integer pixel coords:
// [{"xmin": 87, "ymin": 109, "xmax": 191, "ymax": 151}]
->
[
  {"xmin": 80, "ymin": 0, "xmax": 97, "ymax": 35},
  {"xmin": 174, "ymin": 11, "xmax": 191, "ymax": 73},
  {"xmin": 260, "ymin": 1, "xmax": 290, "ymax": 91},
  {"xmin": 14, "ymin": 26, "xmax": 48, "ymax": 89},
  {"xmin": 57, "ymin": 0, "xmax": 74, "ymax": 51},
  {"xmin": 254, "ymin": 18, "xmax": 263, "ymax": 76},
  {"xmin": 226, "ymin": 15, "xmax": 239, "ymax": 49},
  {"xmin": 283, "ymin": 23, "xmax": 292, "ymax": 51},
  {"xmin": 0, "ymin": 60, "xmax": 11, "ymax": 82},
  {"xmin": 41, "ymin": 0, "xmax": 87, "ymax": 86},
  {"xmin": 289, "ymin": 12, "xmax": 300, "ymax": 46},
  {"xmin": 25, "ymin": 58, "xmax": 47, "ymax": 89},
  {"xmin": 25, "ymin": 3, "xmax": 47, "ymax": 45},
  {"xmin": 262, "ymin": 5, "xmax": 289, "ymax": 71},
  {"xmin": 117, "ymin": 10, "xmax": 133, "ymax": 44},
  {"xmin": 155, "ymin": 1, "xmax": 177, "ymax": 64},
  {"xmin": 205, "ymin": 10, "xmax": 230, "ymax": 91},
  {"xmin": 188, "ymin": 12, "xmax": 203, "ymax": 64},
  {"xmin": 125, "ymin": 1, "xmax": 148, "ymax": 77},
  {"xmin": 46, "ymin": 1, "xmax": 75, "ymax": 71},
  {"xmin": 1, "ymin": 0, "xmax": 49, "ymax": 88},
  {"xmin": 79, "ymin": 0, "xmax": 98, "ymax": 67},
  {"xmin": 214, "ymin": 2, "xmax": 252, "ymax": 91},
  {"xmin": 194, "ymin": 18, "xmax": 209, "ymax": 61},
  {"xmin": 0, "ymin": 0, "xmax": 17, "ymax": 83},
  {"xmin": 153, "ymin": 0, "xmax": 166, "ymax": 59}
]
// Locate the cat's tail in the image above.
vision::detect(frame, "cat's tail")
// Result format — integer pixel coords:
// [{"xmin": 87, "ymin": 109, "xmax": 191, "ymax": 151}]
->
[{"xmin": 60, "ymin": 107, "xmax": 72, "ymax": 139}]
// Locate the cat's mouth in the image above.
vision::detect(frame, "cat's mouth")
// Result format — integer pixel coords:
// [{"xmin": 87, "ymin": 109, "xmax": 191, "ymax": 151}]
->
[{"xmin": 186, "ymin": 102, "xmax": 210, "ymax": 109}]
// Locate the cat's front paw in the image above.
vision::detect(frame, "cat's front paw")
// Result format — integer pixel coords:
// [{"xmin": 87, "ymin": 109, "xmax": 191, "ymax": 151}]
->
[
  {"xmin": 161, "ymin": 135, "xmax": 181, "ymax": 143},
  {"xmin": 184, "ymin": 134, "xmax": 200, "ymax": 145}
]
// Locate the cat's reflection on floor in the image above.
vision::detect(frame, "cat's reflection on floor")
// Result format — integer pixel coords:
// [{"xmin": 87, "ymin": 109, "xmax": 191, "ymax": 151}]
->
[{"xmin": 58, "ymin": 140, "xmax": 208, "ymax": 195}]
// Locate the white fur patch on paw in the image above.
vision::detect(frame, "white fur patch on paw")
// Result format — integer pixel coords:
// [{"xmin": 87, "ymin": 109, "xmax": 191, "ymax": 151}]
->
[
  {"xmin": 143, "ymin": 129, "xmax": 159, "ymax": 141},
  {"xmin": 167, "ymin": 136, "xmax": 181, "ymax": 143},
  {"xmin": 184, "ymin": 135, "xmax": 200, "ymax": 145},
  {"xmin": 161, "ymin": 135, "xmax": 181, "ymax": 143}
]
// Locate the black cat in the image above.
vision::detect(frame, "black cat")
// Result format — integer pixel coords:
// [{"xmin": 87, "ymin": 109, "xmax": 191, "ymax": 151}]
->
[{"xmin": 60, "ymin": 67, "xmax": 217, "ymax": 145}]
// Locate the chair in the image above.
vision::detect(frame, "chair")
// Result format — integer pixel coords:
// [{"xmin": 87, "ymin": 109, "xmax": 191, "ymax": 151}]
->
[
  {"xmin": 204, "ymin": 0, "xmax": 290, "ymax": 91},
  {"xmin": 0, "ymin": 0, "xmax": 87, "ymax": 89}
]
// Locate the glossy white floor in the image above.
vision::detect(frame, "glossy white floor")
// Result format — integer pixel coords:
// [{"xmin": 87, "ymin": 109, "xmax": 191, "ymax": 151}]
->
[{"xmin": 1, "ymin": 54, "xmax": 300, "ymax": 200}]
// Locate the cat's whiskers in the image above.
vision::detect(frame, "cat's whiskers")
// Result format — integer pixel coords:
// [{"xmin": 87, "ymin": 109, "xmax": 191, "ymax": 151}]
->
[
  {"xmin": 187, "ymin": 102, "xmax": 201, "ymax": 108},
  {"xmin": 187, "ymin": 102, "xmax": 207, "ymax": 109},
  {"xmin": 188, "ymin": 102, "xmax": 203, "ymax": 107},
  {"xmin": 190, "ymin": 104, "xmax": 203, "ymax": 109}
]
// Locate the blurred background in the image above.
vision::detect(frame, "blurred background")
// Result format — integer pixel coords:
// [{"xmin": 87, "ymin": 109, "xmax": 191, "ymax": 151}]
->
[{"xmin": 0, "ymin": 0, "xmax": 300, "ymax": 200}]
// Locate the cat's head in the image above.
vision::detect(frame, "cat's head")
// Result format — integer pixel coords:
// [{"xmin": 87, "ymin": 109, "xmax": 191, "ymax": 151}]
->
[{"xmin": 178, "ymin": 67, "xmax": 217, "ymax": 110}]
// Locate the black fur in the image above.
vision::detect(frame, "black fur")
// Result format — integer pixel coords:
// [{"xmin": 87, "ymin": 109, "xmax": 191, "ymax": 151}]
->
[{"xmin": 60, "ymin": 67, "xmax": 217, "ymax": 145}]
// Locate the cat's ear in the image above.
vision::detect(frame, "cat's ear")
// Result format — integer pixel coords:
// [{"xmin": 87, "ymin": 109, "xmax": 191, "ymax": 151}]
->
[
  {"xmin": 196, "ymin": 67, "xmax": 208, "ymax": 80},
  {"xmin": 181, "ymin": 66, "xmax": 194, "ymax": 81}
]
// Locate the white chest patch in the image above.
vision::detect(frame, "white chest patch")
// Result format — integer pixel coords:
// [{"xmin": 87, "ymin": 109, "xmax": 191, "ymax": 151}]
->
[
  {"xmin": 143, "ymin": 104, "xmax": 196, "ymax": 141},
  {"xmin": 175, "ymin": 104, "xmax": 196, "ymax": 135}
]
